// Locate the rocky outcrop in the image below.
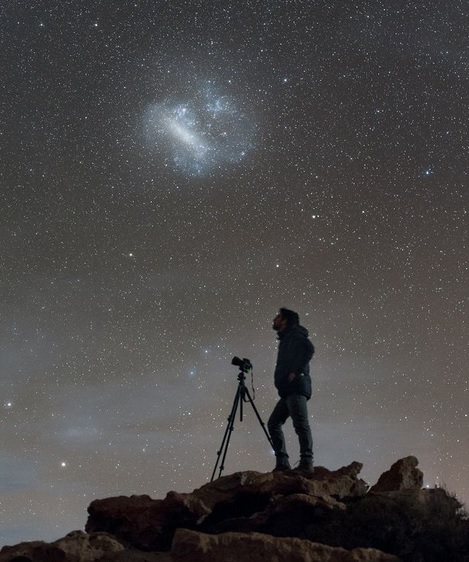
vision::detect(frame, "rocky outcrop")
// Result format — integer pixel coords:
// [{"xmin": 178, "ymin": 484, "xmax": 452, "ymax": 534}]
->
[
  {"xmin": 369, "ymin": 456, "xmax": 423, "ymax": 493},
  {"xmin": 85, "ymin": 463, "xmax": 368, "ymax": 551},
  {"xmin": 171, "ymin": 528, "xmax": 401, "ymax": 562},
  {"xmin": 3, "ymin": 457, "xmax": 468, "ymax": 562}
]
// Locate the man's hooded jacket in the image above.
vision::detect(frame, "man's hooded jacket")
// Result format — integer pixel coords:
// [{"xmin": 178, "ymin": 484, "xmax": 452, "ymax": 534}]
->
[{"xmin": 274, "ymin": 325, "xmax": 314, "ymax": 399}]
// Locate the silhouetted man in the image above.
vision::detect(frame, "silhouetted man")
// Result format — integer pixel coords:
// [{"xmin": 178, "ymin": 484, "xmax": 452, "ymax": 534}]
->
[{"xmin": 268, "ymin": 308, "xmax": 314, "ymax": 473}]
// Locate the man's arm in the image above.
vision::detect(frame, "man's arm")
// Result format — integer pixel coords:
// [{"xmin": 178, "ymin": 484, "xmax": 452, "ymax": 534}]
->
[{"xmin": 287, "ymin": 335, "xmax": 312, "ymax": 377}]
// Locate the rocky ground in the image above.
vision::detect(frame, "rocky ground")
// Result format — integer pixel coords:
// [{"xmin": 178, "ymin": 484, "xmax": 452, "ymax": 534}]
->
[{"xmin": 1, "ymin": 456, "xmax": 467, "ymax": 562}]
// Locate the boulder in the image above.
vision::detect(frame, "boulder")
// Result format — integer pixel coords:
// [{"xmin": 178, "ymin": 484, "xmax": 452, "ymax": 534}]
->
[
  {"xmin": 0, "ymin": 531, "xmax": 126, "ymax": 562},
  {"xmin": 0, "ymin": 531, "xmax": 173, "ymax": 562},
  {"xmin": 86, "ymin": 492, "xmax": 209, "ymax": 551},
  {"xmin": 369, "ymin": 456, "xmax": 423, "ymax": 493},
  {"xmin": 170, "ymin": 528, "xmax": 401, "ymax": 562}
]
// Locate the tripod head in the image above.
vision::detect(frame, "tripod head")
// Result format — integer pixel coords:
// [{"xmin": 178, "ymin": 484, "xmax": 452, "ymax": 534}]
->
[
  {"xmin": 232, "ymin": 357, "xmax": 252, "ymax": 385},
  {"xmin": 237, "ymin": 371, "xmax": 246, "ymax": 383}
]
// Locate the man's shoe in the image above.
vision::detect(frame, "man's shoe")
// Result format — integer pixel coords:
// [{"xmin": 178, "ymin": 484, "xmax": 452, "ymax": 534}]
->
[
  {"xmin": 294, "ymin": 461, "xmax": 314, "ymax": 475},
  {"xmin": 272, "ymin": 459, "xmax": 291, "ymax": 472}
]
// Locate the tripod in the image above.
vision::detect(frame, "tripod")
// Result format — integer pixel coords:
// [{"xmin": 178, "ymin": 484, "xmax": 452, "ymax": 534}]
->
[{"xmin": 211, "ymin": 368, "xmax": 273, "ymax": 481}]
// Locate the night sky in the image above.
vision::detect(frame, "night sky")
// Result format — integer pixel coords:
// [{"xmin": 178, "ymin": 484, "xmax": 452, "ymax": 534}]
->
[{"xmin": 1, "ymin": 0, "xmax": 468, "ymax": 546}]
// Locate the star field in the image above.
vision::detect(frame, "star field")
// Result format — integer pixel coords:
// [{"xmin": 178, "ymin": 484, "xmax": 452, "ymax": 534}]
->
[{"xmin": 1, "ymin": 0, "xmax": 468, "ymax": 546}]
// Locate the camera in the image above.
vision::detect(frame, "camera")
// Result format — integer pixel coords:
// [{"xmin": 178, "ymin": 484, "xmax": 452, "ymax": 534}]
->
[{"xmin": 231, "ymin": 356, "xmax": 252, "ymax": 372}]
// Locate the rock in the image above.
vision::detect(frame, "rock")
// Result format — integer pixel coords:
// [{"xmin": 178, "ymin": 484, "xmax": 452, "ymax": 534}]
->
[
  {"xmin": 98, "ymin": 550, "xmax": 171, "ymax": 561},
  {"xmin": 273, "ymin": 492, "xmax": 345, "ymax": 514},
  {"xmin": 372, "ymin": 486, "xmax": 462, "ymax": 515},
  {"xmin": 369, "ymin": 456, "xmax": 423, "ymax": 493},
  {"xmin": 54, "ymin": 531, "xmax": 125, "ymax": 560},
  {"xmin": 170, "ymin": 528, "xmax": 401, "ymax": 562},
  {"xmin": 0, "ymin": 531, "xmax": 125, "ymax": 562},
  {"xmin": 85, "ymin": 495, "xmax": 164, "ymax": 551},
  {"xmin": 194, "ymin": 462, "xmax": 367, "ymax": 510},
  {"xmin": 0, "ymin": 531, "xmax": 173, "ymax": 562},
  {"xmin": 192, "ymin": 471, "xmax": 273, "ymax": 511},
  {"xmin": 0, "ymin": 541, "xmax": 66, "ymax": 562},
  {"xmin": 86, "ymin": 492, "xmax": 209, "ymax": 551}
]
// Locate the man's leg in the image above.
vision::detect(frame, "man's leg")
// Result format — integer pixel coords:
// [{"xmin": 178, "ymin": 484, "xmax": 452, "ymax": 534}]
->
[
  {"xmin": 287, "ymin": 394, "xmax": 313, "ymax": 468},
  {"xmin": 267, "ymin": 398, "xmax": 290, "ymax": 469}
]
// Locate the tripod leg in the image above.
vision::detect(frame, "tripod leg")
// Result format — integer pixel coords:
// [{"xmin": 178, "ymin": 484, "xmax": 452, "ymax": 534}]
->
[
  {"xmin": 242, "ymin": 387, "xmax": 274, "ymax": 449},
  {"xmin": 210, "ymin": 385, "xmax": 242, "ymax": 481}
]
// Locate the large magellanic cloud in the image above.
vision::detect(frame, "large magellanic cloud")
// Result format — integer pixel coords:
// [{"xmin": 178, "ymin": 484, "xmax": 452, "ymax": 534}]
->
[{"xmin": 142, "ymin": 84, "xmax": 256, "ymax": 176}]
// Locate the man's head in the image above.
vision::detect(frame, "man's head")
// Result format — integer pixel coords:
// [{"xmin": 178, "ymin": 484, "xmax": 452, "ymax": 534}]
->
[{"xmin": 272, "ymin": 308, "xmax": 300, "ymax": 333}]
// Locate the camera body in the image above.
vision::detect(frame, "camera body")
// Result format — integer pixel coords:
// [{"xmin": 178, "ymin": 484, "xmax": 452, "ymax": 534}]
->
[{"xmin": 231, "ymin": 356, "xmax": 252, "ymax": 373}]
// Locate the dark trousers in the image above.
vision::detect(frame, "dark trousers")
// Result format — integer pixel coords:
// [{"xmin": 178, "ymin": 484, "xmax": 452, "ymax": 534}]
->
[{"xmin": 267, "ymin": 394, "xmax": 313, "ymax": 462}]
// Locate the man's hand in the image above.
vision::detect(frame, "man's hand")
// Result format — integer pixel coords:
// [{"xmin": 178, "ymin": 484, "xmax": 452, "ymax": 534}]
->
[{"xmin": 287, "ymin": 372, "xmax": 297, "ymax": 383}]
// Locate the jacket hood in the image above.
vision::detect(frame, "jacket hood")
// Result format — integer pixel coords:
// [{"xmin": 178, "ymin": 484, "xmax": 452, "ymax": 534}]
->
[{"xmin": 296, "ymin": 325, "xmax": 309, "ymax": 337}]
